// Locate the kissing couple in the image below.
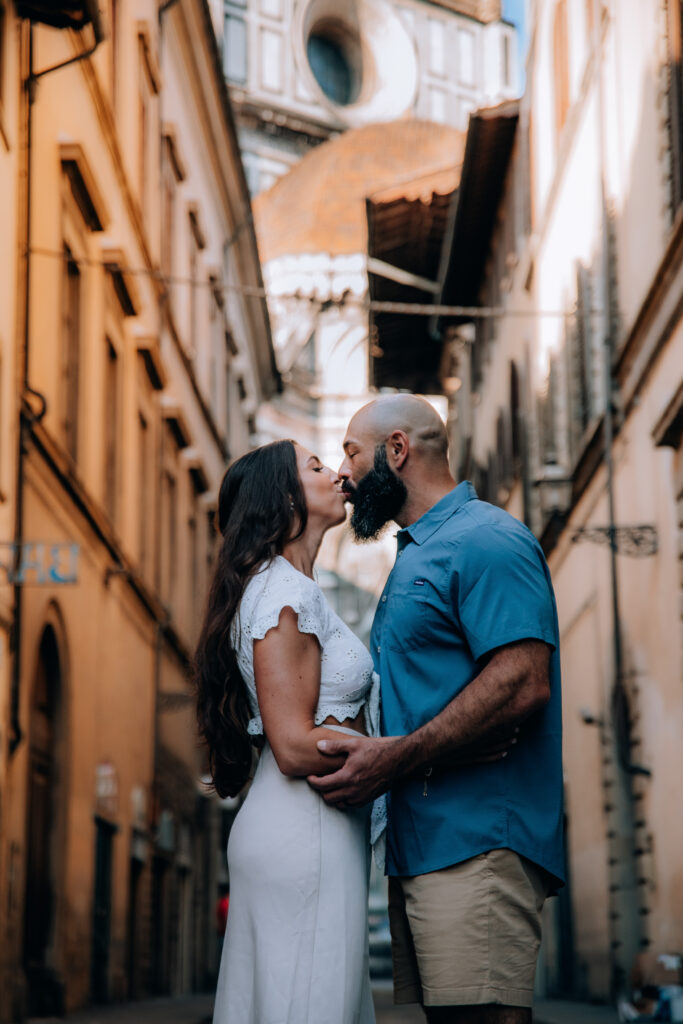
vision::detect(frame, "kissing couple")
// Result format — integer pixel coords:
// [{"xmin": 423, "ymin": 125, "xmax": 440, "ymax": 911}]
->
[{"xmin": 196, "ymin": 394, "xmax": 564, "ymax": 1024}]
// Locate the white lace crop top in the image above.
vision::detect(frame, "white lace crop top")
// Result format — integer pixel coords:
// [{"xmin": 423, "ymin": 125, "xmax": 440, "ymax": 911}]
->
[{"xmin": 232, "ymin": 555, "xmax": 380, "ymax": 738}]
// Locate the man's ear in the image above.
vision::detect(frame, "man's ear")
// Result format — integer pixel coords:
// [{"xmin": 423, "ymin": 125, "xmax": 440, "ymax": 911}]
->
[{"xmin": 387, "ymin": 430, "xmax": 409, "ymax": 470}]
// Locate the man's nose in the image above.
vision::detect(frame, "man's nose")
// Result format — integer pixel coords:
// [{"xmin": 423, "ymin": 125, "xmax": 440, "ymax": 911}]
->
[{"xmin": 338, "ymin": 458, "xmax": 350, "ymax": 480}]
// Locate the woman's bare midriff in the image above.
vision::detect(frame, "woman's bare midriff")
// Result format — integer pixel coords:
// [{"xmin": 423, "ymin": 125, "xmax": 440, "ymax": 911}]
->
[{"xmin": 321, "ymin": 709, "xmax": 367, "ymax": 736}]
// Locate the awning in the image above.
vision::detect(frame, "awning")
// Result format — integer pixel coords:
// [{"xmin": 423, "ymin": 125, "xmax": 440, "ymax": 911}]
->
[
  {"xmin": 367, "ymin": 167, "xmax": 461, "ymax": 393},
  {"xmin": 440, "ymin": 99, "xmax": 519, "ymax": 316},
  {"xmin": 16, "ymin": 0, "xmax": 103, "ymax": 36}
]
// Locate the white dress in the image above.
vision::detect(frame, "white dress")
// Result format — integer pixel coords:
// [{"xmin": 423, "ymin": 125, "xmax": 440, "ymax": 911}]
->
[{"xmin": 213, "ymin": 556, "xmax": 379, "ymax": 1024}]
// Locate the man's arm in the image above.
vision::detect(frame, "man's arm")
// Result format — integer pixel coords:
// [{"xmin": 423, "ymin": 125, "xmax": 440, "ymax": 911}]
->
[{"xmin": 307, "ymin": 639, "xmax": 551, "ymax": 806}]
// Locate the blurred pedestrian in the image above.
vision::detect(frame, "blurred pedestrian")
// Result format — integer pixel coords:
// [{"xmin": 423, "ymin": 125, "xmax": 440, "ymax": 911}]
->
[
  {"xmin": 309, "ymin": 395, "xmax": 565, "ymax": 1024},
  {"xmin": 215, "ymin": 887, "xmax": 229, "ymax": 965}
]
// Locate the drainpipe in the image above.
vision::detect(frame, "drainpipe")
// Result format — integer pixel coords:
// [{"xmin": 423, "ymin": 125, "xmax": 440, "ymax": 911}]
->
[
  {"xmin": 151, "ymin": 0, "xmax": 181, "ymax": 828},
  {"xmin": 592, "ymin": 0, "xmax": 644, "ymax": 997},
  {"xmin": 9, "ymin": 14, "xmax": 105, "ymax": 755}
]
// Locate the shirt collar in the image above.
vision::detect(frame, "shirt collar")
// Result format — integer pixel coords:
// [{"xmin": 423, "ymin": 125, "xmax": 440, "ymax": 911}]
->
[{"xmin": 396, "ymin": 481, "xmax": 477, "ymax": 550}]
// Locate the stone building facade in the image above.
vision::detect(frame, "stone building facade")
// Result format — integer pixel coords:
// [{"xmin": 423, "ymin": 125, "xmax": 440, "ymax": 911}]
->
[
  {"xmin": 0, "ymin": 0, "xmax": 276, "ymax": 1017},
  {"xmin": 217, "ymin": 0, "xmax": 518, "ymax": 193},
  {"xmin": 428, "ymin": 0, "xmax": 683, "ymax": 1003}
]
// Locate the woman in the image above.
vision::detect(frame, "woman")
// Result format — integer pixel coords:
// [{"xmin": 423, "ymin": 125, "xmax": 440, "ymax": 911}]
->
[{"xmin": 195, "ymin": 439, "xmax": 379, "ymax": 1024}]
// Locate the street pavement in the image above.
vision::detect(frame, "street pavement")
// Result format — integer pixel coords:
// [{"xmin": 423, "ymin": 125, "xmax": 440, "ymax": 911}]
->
[
  {"xmin": 27, "ymin": 994, "xmax": 215, "ymax": 1024},
  {"xmin": 373, "ymin": 980, "xmax": 425, "ymax": 1022},
  {"xmin": 29, "ymin": 989, "xmax": 621, "ymax": 1023},
  {"xmin": 28, "ymin": 989, "xmax": 424, "ymax": 1024},
  {"xmin": 534, "ymin": 999, "xmax": 619, "ymax": 1024}
]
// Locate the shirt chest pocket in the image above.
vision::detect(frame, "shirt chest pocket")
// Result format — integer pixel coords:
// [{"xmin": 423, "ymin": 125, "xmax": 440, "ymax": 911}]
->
[{"xmin": 383, "ymin": 586, "xmax": 434, "ymax": 652}]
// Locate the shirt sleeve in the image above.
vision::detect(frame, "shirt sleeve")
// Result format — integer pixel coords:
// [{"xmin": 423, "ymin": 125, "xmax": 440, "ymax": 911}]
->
[{"xmin": 452, "ymin": 523, "xmax": 557, "ymax": 662}]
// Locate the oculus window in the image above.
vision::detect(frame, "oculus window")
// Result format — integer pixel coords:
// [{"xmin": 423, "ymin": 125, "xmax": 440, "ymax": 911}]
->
[{"xmin": 306, "ymin": 30, "xmax": 359, "ymax": 106}]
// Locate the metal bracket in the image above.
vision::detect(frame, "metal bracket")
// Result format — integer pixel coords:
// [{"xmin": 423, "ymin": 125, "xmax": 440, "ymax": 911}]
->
[{"xmin": 571, "ymin": 526, "xmax": 658, "ymax": 557}]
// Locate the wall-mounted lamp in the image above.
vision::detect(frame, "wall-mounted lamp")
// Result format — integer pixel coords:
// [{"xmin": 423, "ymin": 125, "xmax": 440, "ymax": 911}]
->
[
  {"xmin": 533, "ymin": 464, "xmax": 573, "ymax": 518},
  {"xmin": 579, "ymin": 707, "xmax": 604, "ymax": 727}
]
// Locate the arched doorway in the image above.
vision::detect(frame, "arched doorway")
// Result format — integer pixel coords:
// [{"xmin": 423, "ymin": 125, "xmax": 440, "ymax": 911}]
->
[{"xmin": 24, "ymin": 625, "xmax": 65, "ymax": 1016}]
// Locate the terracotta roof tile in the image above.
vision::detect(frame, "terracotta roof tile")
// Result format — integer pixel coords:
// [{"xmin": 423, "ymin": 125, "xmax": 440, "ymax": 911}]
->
[{"xmin": 253, "ymin": 120, "xmax": 465, "ymax": 262}]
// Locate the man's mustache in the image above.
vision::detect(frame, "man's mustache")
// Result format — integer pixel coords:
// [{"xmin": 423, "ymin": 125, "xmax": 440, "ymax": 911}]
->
[{"xmin": 341, "ymin": 484, "xmax": 356, "ymax": 502}]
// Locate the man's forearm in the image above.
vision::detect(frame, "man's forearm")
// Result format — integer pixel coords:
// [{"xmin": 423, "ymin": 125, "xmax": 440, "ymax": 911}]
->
[{"xmin": 387, "ymin": 641, "xmax": 551, "ymax": 782}]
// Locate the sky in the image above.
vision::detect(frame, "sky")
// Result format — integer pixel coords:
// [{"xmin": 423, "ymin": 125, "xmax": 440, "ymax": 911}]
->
[{"xmin": 503, "ymin": 0, "xmax": 529, "ymax": 86}]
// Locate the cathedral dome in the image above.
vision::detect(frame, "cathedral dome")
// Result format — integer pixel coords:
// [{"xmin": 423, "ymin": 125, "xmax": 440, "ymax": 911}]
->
[{"xmin": 253, "ymin": 119, "xmax": 465, "ymax": 263}]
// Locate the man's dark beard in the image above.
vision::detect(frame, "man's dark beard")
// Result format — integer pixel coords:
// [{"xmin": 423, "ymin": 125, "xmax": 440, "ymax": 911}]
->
[{"xmin": 348, "ymin": 445, "xmax": 408, "ymax": 541}]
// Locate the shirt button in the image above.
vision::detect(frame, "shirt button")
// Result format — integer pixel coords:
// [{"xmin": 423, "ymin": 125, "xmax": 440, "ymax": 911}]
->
[
  {"xmin": 376, "ymin": 644, "xmax": 381, "ymax": 653},
  {"xmin": 381, "ymin": 595, "xmax": 387, "ymax": 603},
  {"xmin": 398, "ymin": 550, "xmax": 403, "ymax": 557}
]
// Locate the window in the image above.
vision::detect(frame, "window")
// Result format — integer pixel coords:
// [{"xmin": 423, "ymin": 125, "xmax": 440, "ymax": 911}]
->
[
  {"xmin": 306, "ymin": 29, "xmax": 360, "ymax": 106},
  {"xmin": 188, "ymin": 210, "xmax": 205, "ymax": 359},
  {"xmin": 0, "ymin": 2, "xmax": 6, "ymax": 116},
  {"xmin": 137, "ymin": 351, "xmax": 156, "ymax": 578},
  {"xmin": 138, "ymin": 411, "xmax": 150, "ymax": 573},
  {"xmin": 161, "ymin": 466, "xmax": 177, "ymax": 606},
  {"xmin": 138, "ymin": 35, "xmax": 158, "ymax": 221},
  {"xmin": 573, "ymin": 263, "xmax": 593, "ymax": 439},
  {"xmin": 496, "ymin": 408, "xmax": 513, "ymax": 497},
  {"xmin": 209, "ymin": 285, "xmax": 223, "ymax": 422},
  {"xmin": 224, "ymin": 14, "xmax": 247, "ymax": 83},
  {"xmin": 502, "ymin": 33, "xmax": 512, "ymax": 90},
  {"xmin": 161, "ymin": 138, "xmax": 175, "ymax": 280},
  {"xmin": 0, "ymin": 348, "xmax": 4, "ymax": 500},
  {"xmin": 527, "ymin": 110, "xmax": 536, "ymax": 232},
  {"xmin": 110, "ymin": 0, "xmax": 119, "ymax": 108},
  {"xmin": 429, "ymin": 87, "xmax": 447, "ymax": 123},
  {"xmin": 429, "ymin": 18, "xmax": 445, "ymax": 76},
  {"xmin": 538, "ymin": 354, "xmax": 560, "ymax": 468},
  {"xmin": 139, "ymin": 74, "xmax": 148, "ymax": 206},
  {"xmin": 667, "ymin": 0, "xmax": 683, "ymax": 215},
  {"xmin": 458, "ymin": 29, "xmax": 475, "ymax": 87},
  {"xmin": 206, "ymin": 508, "xmax": 217, "ymax": 577},
  {"xmin": 62, "ymin": 248, "xmax": 81, "ymax": 461},
  {"xmin": 260, "ymin": 27, "xmax": 282, "ymax": 92},
  {"xmin": 188, "ymin": 484, "xmax": 199, "ymax": 628},
  {"xmin": 510, "ymin": 360, "xmax": 522, "ymax": 470},
  {"xmin": 553, "ymin": 0, "xmax": 570, "ymax": 141},
  {"xmin": 104, "ymin": 337, "xmax": 119, "ymax": 522}
]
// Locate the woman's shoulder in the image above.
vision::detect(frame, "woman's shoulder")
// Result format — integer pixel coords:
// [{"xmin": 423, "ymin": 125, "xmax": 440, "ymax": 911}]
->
[{"xmin": 239, "ymin": 556, "xmax": 329, "ymax": 641}]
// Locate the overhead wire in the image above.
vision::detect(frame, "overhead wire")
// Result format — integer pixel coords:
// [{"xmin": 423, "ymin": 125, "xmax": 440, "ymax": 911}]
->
[{"xmin": 26, "ymin": 245, "xmax": 580, "ymax": 321}]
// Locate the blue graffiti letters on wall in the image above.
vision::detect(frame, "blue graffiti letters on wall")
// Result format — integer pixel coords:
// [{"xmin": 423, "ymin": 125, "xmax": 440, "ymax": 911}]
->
[{"xmin": 0, "ymin": 542, "xmax": 80, "ymax": 585}]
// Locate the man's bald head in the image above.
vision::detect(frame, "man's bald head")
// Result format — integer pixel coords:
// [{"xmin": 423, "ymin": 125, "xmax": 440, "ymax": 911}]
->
[{"xmin": 349, "ymin": 395, "xmax": 449, "ymax": 466}]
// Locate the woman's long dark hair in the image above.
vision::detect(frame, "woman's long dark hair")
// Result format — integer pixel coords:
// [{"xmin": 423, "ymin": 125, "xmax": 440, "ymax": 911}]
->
[{"xmin": 195, "ymin": 440, "xmax": 307, "ymax": 797}]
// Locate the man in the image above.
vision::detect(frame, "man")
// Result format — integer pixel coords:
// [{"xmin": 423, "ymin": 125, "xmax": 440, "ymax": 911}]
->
[{"xmin": 309, "ymin": 395, "xmax": 564, "ymax": 1024}]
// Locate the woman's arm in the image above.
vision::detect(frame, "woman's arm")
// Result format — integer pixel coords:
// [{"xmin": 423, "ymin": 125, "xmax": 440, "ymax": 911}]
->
[{"xmin": 253, "ymin": 606, "xmax": 348, "ymax": 777}]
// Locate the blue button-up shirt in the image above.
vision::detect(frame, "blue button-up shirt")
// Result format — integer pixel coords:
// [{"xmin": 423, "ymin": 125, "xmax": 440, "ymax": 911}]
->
[{"xmin": 372, "ymin": 482, "xmax": 564, "ymax": 883}]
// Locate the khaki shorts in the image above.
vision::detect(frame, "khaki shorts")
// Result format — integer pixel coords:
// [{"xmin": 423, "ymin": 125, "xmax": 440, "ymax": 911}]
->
[{"xmin": 388, "ymin": 848, "xmax": 551, "ymax": 1008}]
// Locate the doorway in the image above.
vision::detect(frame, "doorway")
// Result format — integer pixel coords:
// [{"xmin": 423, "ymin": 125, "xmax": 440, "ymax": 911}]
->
[
  {"xmin": 91, "ymin": 818, "xmax": 117, "ymax": 1003},
  {"xmin": 23, "ymin": 626, "xmax": 65, "ymax": 1016},
  {"xmin": 126, "ymin": 846, "xmax": 145, "ymax": 998}
]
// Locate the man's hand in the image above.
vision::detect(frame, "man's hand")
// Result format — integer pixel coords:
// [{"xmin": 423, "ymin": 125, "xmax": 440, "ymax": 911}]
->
[
  {"xmin": 307, "ymin": 724, "xmax": 520, "ymax": 807},
  {"xmin": 307, "ymin": 735, "xmax": 403, "ymax": 807}
]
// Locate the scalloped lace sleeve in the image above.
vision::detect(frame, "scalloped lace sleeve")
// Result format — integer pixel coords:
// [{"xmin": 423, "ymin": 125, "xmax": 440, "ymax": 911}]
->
[{"xmin": 244, "ymin": 571, "xmax": 327, "ymax": 648}]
